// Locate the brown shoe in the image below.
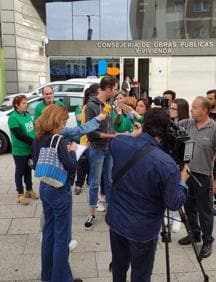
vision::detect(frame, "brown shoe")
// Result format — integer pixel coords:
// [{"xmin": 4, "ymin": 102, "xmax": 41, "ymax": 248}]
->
[
  {"xmin": 24, "ymin": 189, "xmax": 39, "ymax": 200},
  {"xmin": 16, "ymin": 194, "xmax": 30, "ymax": 205}
]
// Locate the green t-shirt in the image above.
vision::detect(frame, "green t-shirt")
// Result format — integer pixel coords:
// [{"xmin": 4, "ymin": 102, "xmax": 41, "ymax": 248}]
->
[
  {"xmin": 112, "ymin": 111, "xmax": 134, "ymax": 133},
  {"xmin": 8, "ymin": 111, "xmax": 35, "ymax": 156},
  {"xmin": 75, "ymin": 105, "xmax": 82, "ymax": 127},
  {"xmin": 34, "ymin": 99, "xmax": 65, "ymax": 121}
]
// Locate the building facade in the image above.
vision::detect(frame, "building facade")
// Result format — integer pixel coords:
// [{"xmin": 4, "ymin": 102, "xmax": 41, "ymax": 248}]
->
[
  {"xmin": 1, "ymin": 0, "xmax": 216, "ymax": 103},
  {"xmin": 45, "ymin": 0, "xmax": 216, "ymax": 103},
  {"xmin": 0, "ymin": 0, "xmax": 47, "ymax": 95}
]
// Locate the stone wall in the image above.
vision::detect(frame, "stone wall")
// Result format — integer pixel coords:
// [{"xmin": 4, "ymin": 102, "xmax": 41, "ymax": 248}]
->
[
  {"xmin": 0, "ymin": 48, "xmax": 6, "ymax": 102},
  {"xmin": 0, "ymin": 0, "xmax": 48, "ymax": 94}
]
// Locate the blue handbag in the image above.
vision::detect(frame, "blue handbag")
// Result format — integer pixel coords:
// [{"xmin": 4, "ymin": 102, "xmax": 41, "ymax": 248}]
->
[{"xmin": 35, "ymin": 134, "xmax": 68, "ymax": 188}]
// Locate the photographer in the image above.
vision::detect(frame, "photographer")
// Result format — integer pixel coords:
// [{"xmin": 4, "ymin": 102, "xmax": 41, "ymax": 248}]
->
[
  {"xmin": 106, "ymin": 108, "xmax": 189, "ymax": 282},
  {"xmin": 178, "ymin": 96, "xmax": 216, "ymax": 259}
]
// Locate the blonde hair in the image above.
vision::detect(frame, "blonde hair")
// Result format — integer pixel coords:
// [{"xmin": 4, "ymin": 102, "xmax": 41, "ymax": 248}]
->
[{"xmin": 35, "ymin": 104, "xmax": 69, "ymax": 139}]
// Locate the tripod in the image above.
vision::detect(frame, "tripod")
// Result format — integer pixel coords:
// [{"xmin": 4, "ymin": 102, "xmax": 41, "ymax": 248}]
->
[{"xmin": 161, "ymin": 208, "xmax": 209, "ymax": 282}]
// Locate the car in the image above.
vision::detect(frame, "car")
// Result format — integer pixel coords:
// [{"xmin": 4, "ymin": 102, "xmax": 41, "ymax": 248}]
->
[
  {"xmin": 0, "ymin": 92, "xmax": 84, "ymax": 154},
  {"xmin": 0, "ymin": 79, "xmax": 99, "ymax": 108}
]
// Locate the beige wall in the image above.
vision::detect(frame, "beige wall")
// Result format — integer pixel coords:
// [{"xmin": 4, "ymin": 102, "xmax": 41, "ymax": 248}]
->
[
  {"xmin": 0, "ymin": 0, "xmax": 48, "ymax": 94},
  {"xmin": 0, "ymin": 48, "xmax": 6, "ymax": 102}
]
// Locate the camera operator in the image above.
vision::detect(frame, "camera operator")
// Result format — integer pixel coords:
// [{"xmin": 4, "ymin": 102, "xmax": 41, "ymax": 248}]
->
[
  {"xmin": 178, "ymin": 96, "xmax": 216, "ymax": 259},
  {"xmin": 106, "ymin": 108, "xmax": 189, "ymax": 282},
  {"xmin": 163, "ymin": 89, "xmax": 176, "ymax": 107}
]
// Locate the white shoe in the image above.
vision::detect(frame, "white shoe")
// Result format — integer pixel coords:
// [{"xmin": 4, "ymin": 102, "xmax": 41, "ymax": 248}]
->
[
  {"xmin": 96, "ymin": 201, "xmax": 106, "ymax": 212},
  {"xmin": 69, "ymin": 239, "xmax": 78, "ymax": 251},
  {"xmin": 172, "ymin": 220, "xmax": 181, "ymax": 233}
]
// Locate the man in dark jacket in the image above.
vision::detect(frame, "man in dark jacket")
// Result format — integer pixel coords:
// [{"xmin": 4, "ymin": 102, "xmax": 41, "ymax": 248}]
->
[
  {"xmin": 84, "ymin": 76, "xmax": 118, "ymax": 230},
  {"xmin": 106, "ymin": 108, "xmax": 189, "ymax": 282}
]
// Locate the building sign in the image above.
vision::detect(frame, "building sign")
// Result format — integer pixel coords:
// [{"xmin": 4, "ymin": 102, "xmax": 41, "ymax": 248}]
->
[
  {"xmin": 47, "ymin": 39, "xmax": 216, "ymax": 57},
  {"xmin": 97, "ymin": 40, "xmax": 214, "ymax": 56}
]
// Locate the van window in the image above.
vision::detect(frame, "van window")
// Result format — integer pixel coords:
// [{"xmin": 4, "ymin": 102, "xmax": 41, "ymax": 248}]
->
[
  {"xmin": 68, "ymin": 97, "xmax": 83, "ymax": 112},
  {"xmin": 62, "ymin": 84, "xmax": 84, "ymax": 92}
]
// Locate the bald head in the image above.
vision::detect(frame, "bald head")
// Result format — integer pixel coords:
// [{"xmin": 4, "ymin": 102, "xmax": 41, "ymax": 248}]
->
[
  {"xmin": 42, "ymin": 86, "xmax": 54, "ymax": 104},
  {"xmin": 191, "ymin": 96, "xmax": 211, "ymax": 121}
]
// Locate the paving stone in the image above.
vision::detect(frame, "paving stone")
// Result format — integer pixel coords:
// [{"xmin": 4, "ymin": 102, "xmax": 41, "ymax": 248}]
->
[
  {"xmin": 153, "ymin": 247, "xmax": 196, "ymax": 273},
  {"xmin": 73, "ymin": 202, "xmax": 90, "ymax": 216},
  {"xmin": 0, "ymin": 184, "xmax": 11, "ymax": 193},
  {"xmin": 70, "ymin": 252, "xmax": 97, "ymax": 278},
  {"xmin": 8, "ymin": 218, "xmax": 40, "ymax": 234},
  {"xmin": 0, "ymin": 234, "xmax": 27, "ymax": 255},
  {"xmin": 72, "ymin": 231, "xmax": 110, "ymax": 253},
  {"xmin": 0, "ymin": 203, "xmax": 37, "ymax": 218},
  {"xmin": 34, "ymin": 202, "xmax": 42, "ymax": 218},
  {"xmin": 0, "ymin": 253, "xmax": 40, "ymax": 280},
  {"xmin": 95, "ymin": 251, "xmax": 112, "ymax": 278},
  {"xmin": 0, "ymin": 218, "xmax": 11, "ymax": 234},
  {"xmin": 25, "ymin": 234, "xmax": 41, "ymax": 254},
  {"xmin": 0, "ymin": 193, "xmax": 20, "ymax": 205},
  {"xmin": 83, "ymin": 278, "xmax": 112, "ymax": 282}
]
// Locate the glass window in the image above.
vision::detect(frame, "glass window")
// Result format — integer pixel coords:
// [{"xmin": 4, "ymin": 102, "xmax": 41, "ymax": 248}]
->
[
  {"xmin": 100, "ymin": 0, "xmax": 128, "ymax": 39},
  {"xmin": 50, "ymin": 57, "xmax": 120, "ymax": 81},
  {"xmin": 46, "ymin": 3, "xmax": 72, "ymax": 39},
  {"xmin": 193, "ymin": 1, "xmax": 209, "ymax": 12},
  {"xmin": 73, "ymin": 0, "xmax": 99, "ymax": 16},
  {"xmin": 45, "ymin": 0, "xmax": 216, "ymax": 40},
  {"xmin": 28, "ymin": 99, "xmax": 42, "ymax": 117},
  {"xmin": 73, "ymin": 16, "xmax": 99, "ymax": 40},
  {"xmin": 68, "ymin": 97, "xmax": 83, "ymax": 112},
  {"xmin": 62, "ymin": 84, "xmax": 85, "ymax": 92},
  {"xmin": 175, "ymin": 2, "xmax": 184, "ymax": 13}
]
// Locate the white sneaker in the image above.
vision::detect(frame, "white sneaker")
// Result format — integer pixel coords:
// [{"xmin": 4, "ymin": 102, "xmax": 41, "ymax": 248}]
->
[
  {"xmin": 172, "ymin": 220, "xmax": 181, "ymax": 233},
  {"xmin": 69, "ymin": 239, "xmax": 78, "ymax": 251},
  {"xmin": 96, "ymin": 201, "xmax": 106, "ymax": 212}
]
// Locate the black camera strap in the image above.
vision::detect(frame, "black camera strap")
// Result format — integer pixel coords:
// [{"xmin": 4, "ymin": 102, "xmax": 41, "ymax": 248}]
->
[{"xmin": 112, "ymin": 144, "xmax": 156, "ymax": 187}]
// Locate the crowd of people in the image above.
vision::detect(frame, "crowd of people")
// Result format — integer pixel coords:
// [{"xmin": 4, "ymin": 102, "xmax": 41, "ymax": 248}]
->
[{"xmin": 7, "ymin": 75, "xmax": 216, "ymax": 282}]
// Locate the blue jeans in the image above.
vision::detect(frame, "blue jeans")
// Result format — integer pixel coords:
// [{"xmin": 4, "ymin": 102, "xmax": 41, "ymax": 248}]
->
[
  {"xmin": 88, "ymin": 148, "xmax": 113, "ymax": 207},
  {"xmin": 13, "ymin": 155, "xmax": 32, "ymax": 194},
  {"xmin": 110, "ymin": 230, "xmax": 158, "ymax": 282},
  {"xmin": 40, "ymin": 181, "xmax": 73, "ymax": 282}
]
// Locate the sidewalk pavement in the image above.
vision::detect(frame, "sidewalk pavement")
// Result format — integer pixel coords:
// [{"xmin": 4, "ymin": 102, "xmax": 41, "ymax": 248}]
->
[{"xmin": 0, "ymin": 153, "xmax": 216, "ymax": 282}]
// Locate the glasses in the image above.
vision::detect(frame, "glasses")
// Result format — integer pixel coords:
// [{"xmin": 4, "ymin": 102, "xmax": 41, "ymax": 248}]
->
[{"xmin": 169, "ymin": 107, "xmax": 178, "ymax": 111}]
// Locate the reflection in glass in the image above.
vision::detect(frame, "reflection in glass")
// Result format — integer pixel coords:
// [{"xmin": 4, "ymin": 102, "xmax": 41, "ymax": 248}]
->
[
  {"xmin": 100, "ymin": 0, "xmax": 128, "ymax": 39},
  {"xmin": 46, "ymin": 3, "xmax": 72, "ymax": 40},
  {"xmin": 50, "ymin": 57, "xmax": 120, "ymax": 81},
  {"xmin": 73, "ymin": 16, "xmax": 99, "ymax": 40},
  {"xmin": 46, "ymin": 0, "xmax": 216, "ymax": 40}
]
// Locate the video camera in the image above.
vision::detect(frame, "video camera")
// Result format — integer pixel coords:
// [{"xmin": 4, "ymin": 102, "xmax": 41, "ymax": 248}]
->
[
  {"xmin": 162, "ymin": 121, "xmax": 194, "ymax": 165},
  {"xmin": 148, "ymin": 96, "xmax": 169, "ymax": 108}
]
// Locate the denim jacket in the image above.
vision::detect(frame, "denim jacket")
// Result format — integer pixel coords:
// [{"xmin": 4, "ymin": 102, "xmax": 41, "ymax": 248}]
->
[{"xmin": 61, "ymin": 117, "xmax": 100, "ymax": 141}]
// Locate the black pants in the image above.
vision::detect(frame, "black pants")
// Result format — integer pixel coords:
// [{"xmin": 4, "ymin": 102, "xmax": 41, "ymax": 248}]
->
[
  {"xmin": 110, "ymin": 230, "xmax": 158, "ymax": 282},
  {"xmin": 75, "ymin": 151, "xmax": 89, "ymax": 187},
  {"xmin": 13, "ymin": 155, "xmax": 32, "ymax": 194},
  {"xmin": 185, "ymin": 172, "xmax": 214, "ymax": 243}
]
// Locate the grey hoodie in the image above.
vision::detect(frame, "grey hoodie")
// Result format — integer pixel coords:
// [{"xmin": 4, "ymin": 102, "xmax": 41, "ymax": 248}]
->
[{"xmin": 85, "ymin": 96, "xmax": 114, "ymax": 149}]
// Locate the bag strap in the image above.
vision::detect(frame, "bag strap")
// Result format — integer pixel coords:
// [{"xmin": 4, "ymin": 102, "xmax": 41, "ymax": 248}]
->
[
  {"xmin": 112, "ymin": 144, "xmax": 156, "ymax": 187},
  {"xmin": 49, "ymin": 134, "xmax": 62, "ymax": 150}
]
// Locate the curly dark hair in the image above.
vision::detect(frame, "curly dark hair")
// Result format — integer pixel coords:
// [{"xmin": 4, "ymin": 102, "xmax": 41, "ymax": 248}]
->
[{"xmin": 142, "ymin": 108, "xmax": 170, "ymax": 138}]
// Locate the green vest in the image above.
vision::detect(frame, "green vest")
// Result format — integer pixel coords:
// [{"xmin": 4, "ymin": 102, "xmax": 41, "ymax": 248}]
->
[{"xmin": 8, "ymin": 111, "xmax": 35, "ymax": 156}]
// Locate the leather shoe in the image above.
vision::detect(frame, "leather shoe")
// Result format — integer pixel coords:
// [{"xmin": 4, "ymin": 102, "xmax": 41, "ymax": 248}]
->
[
  {"xmin": 199, "ymin": 242, "xmax": 212, "ymax": 259},
  {"xmin": 178, "ymin": 235, "xmax": 201, "ymax": 245}
]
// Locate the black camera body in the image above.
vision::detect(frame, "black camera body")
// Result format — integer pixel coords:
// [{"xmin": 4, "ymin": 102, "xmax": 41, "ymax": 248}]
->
[
  {"xmin": 148, "ymin": 96, "xmax": 169, "ymax": 108},
  {"xmin": 162, "ymin": 121, "xmax": 194, "ymax": 165}
]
